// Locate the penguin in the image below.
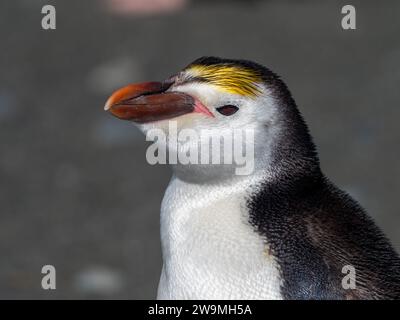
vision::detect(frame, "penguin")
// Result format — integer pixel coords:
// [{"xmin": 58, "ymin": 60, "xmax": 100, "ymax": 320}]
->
[{"xmin": 104, "ymin": 56, "xmax": 400, "ymax": 300}]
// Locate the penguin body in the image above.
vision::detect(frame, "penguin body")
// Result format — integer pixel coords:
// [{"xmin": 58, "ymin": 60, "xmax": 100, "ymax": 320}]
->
[{"xmin": 105, "ymin": 56, "xmax": 400, "ymax": 299}]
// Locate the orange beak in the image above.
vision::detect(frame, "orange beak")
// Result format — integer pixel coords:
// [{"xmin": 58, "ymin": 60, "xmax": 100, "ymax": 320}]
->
[{"xmin": 104, "ymin": 81, "xmax": 195, "ymax": 123}]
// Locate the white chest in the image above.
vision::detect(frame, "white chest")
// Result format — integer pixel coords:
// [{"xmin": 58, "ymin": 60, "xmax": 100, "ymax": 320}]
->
[{"xmin": 157, "ymin": 177, "xmax": 283, "ymax": 300}]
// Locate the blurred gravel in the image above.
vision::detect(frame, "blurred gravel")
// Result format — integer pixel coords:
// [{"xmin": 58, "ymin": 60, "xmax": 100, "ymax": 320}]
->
[{"xmin": 0, "ymin": 0, "xmax": 399, "ymax": 299}]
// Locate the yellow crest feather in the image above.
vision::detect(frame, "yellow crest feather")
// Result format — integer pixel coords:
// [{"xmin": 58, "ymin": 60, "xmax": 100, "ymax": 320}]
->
[{"xmin": 187, "ymin": 64, "xmax": 262, "ymax": 97}]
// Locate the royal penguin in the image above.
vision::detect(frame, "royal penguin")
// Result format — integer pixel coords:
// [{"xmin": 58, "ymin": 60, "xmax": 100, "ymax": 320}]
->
[{"xmin": 104, "ymin": 56, "xmax": 400, "ymax": 300}]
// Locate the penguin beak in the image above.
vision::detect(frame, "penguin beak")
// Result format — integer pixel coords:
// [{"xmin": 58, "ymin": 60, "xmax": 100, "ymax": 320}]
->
[{"xmin": 104, "ymin": 81, "xmax": 196, "ymax": 124}]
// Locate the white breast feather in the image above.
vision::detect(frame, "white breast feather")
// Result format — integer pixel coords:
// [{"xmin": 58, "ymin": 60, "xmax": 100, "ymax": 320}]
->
[{"xmin": 157, "ymin": 175, "xmax": 283, "ymax": 300}]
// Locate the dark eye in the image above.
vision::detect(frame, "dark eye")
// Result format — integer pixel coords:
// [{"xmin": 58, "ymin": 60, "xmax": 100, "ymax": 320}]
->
[{"xmin": 216, "ymin": 105, "xmax": 239, "ymax": 116}]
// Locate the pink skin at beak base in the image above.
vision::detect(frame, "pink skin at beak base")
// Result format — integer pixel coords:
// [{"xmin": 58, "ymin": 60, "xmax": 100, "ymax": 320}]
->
[{"xmin": 193, "ymin": 98, "xmax": 215, "ymax": 118}]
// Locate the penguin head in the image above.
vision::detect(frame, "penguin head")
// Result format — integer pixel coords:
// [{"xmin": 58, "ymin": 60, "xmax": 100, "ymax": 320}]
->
[
  {"xmin": 105, "ymin": 57, "xmax": 285, "ymax": 129},
  {"xmin": 105, "ymin": 57, "xmax": 316, "ymax": 181}
]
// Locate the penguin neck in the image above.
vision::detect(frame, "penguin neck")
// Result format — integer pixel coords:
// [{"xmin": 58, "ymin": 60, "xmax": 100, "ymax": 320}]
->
[{"xmin": 169, "ymin": 130, "xmax": 274, "ymax": 186}]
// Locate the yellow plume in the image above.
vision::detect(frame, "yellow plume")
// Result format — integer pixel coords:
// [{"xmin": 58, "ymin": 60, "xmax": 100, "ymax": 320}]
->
[{"xmin": 187, "ymin": 65, "xmax": 262, "ymax": 97}]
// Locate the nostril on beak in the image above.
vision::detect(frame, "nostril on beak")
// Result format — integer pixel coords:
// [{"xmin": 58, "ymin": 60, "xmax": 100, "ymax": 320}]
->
[{"xmin": 160, "ymin": 76, "xmax": 177, "ymax": 92}]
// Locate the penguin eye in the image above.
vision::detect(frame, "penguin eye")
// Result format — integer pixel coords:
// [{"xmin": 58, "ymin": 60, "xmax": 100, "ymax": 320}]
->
[{"xmin": 216, "ymin": 105, "xmax": 239, "ymax": 116}]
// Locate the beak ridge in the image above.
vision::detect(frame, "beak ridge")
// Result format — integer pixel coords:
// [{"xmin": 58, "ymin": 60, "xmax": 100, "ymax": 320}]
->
[{"xmin": 104, "ymin": 82, "xmax": 167, "ymax": 111}]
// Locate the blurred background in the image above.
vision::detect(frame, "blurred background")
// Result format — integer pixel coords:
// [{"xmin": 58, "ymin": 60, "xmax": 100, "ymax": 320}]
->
[{"xmin": 0, "ymin": 0, "xmax": 399, "ymax": 299}]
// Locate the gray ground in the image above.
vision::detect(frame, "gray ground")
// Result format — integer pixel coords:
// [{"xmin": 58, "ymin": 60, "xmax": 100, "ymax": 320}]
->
[{"xmin": 0, "ymin": 0, "xmax": 399, "ymax": 299}]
